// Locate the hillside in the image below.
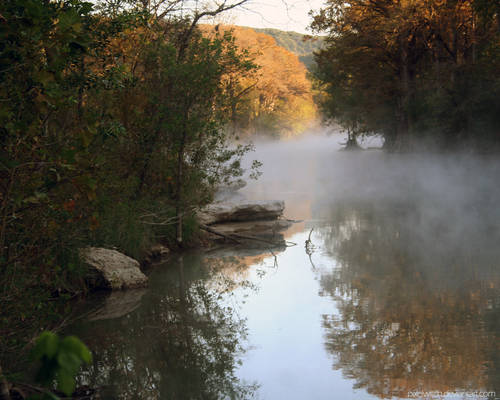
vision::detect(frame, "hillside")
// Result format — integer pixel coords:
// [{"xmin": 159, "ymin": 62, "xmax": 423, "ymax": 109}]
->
[
  {"xmin": 200, "ymin": 25, "xmax": 318, "ymax": 137},
  {"xmin": 252, "ymin": 27, "xmax": 324, "ymax": 69}
]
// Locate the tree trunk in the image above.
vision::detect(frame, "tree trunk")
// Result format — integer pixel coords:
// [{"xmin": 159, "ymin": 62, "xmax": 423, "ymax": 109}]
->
[
  {"xmin": 175, "ymin": 130, "xmax": 187, "ymax": 246},
  {"xmin": 0, "ymin": 363, "xmax": 10, "ymax": 400},
  {"xmin": 396, "ymin": 36, "xmax": 411, "ymax": 151},
  {"xmin": 344, "ymin": 128, "xmax": 361, "ymax": 150}
]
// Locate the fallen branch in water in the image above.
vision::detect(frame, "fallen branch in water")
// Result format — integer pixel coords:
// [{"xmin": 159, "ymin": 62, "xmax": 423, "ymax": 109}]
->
[
  {"xmin": 269, "ymin": 249, "xmax": 278, "ymax": 268},
  {"xmin": 200, "ymin": 224, "xmax": 241, "ymax": 244},
  {"xmin": 305, "ymin": 228, "xmax": 316, "ymax": 270},
  {"xmin": 305, "ymin": 228, "xmax": 314, "ymax": 253},
  {"xmin": 200, "ymin": 224, "xmax": 296, "ymax": 247}
]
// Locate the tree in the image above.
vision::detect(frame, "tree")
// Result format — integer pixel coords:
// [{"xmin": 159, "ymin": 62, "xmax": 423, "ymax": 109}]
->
[
  {"xmin": 311, "ymin": 0, "xmax": 500, "ymax": 150},
  {"xmin": 202, "ymin": 25, "xmax": 318, "ymax": 137},
  {"xmin": 0, "ymin": 0, "xmax": 259, "ymax": 367}
]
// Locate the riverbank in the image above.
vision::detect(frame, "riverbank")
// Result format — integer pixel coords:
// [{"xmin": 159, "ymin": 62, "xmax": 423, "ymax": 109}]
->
[
  {"xmin": 0, "ymin": 193, "xmax": 293, "ymax": 380},
  {"xmin": 34, "ymin": 136, "xmax": 500, "ymax": 398}
]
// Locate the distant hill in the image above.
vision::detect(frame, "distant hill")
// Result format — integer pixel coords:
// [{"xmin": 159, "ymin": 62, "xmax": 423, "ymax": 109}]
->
[
  {"xmin": 200, "ymin": 25, "xmax": 318, "ymax": 137},
  {"xmin": 251, "ymin": 28, "xmax": 324, "ymax": 70}
]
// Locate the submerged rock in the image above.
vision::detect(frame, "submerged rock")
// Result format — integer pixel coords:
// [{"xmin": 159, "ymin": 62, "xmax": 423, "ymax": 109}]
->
[
  {"xmin": 80, "ymin": 247, "xmax": 148, "ymax": 290},
  {"xmin": 144, "ymin": 244, "xmax": 170, "ymax": 264},
  {"xmin": 199, "ymin": 200, "xmax": 285, "ymax": 225},
  {"xmin": 205, "ymin": 241, "xmax": 288, "ymax": 258}
]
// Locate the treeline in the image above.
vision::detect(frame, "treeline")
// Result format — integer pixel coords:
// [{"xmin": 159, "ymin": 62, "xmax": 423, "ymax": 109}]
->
[
  {"xmin": 202, "ymin": 25, "xmax": 318, "ymax": 137},
  {"xmin": 0, "ymin": 0, "xmax": 259, "ymax": 348},
  {"xmin": 252, "ymin": 27, "xmax": 324, "ymax": 69},
  {"xmin": 311, "ymin": 0, "xmax": 500, "ymax": 151}
]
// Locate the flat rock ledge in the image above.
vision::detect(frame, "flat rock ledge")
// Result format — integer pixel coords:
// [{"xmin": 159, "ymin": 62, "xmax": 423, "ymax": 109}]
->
[
  {"xmin": 198, "ymin": 200, "xmax": 291, "ymax": 249},
  {"xmin": 210, "ymin": 219, "xmax": 292, "ymax": 237},
  {"xmin": 80, "ymin": 247, "xmax": 148, "ymax": 290},
  {"xmin": 198, "ymin": 200, "xmax": 285, "ymax": 225}
]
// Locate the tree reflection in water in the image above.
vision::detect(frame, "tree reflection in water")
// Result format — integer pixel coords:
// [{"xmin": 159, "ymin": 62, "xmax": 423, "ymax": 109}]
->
[
  {"xmin": 71, "ymin": 253, "xmax": 258, "ymax": 399},
  {"xmin": 315, "ymin": 200, "xmax": 500, "ymax": 399}
]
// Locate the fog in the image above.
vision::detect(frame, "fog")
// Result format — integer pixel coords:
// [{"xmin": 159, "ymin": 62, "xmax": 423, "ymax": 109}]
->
[
  {"xmin": 243, "ymin": 130, "xmax": 500, "ymax": 215},
  {"xmin": 241, "ymin": 130, "xmax": 500, "ymax": 285}
]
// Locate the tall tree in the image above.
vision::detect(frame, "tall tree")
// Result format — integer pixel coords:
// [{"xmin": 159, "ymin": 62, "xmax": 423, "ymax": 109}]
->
[
  {"xmin": 311, "ymin": 0, "xmax": 500, "ymax": 150},
  {"xmin": 203, "ymin": 25, "xmax": 318, "ymax": 137},
  {"xmin": 0, "ymin": 0, "xmax": 258, "ymax": 361}
]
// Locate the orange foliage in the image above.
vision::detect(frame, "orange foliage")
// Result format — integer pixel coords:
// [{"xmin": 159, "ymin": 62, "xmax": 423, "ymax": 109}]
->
[{"xmin": 201, "ymin": 25, "xmax": 317, "ymax": 137}]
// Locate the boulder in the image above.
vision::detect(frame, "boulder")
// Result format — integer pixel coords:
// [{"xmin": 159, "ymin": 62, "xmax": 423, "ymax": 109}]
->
[
  {"xmin": 199, "ymin": 200, "xmax": 285, "ymax": 225},
  {"xmin": 149, "ymin": 244, "xmax": 170, "ymax": 257},
  {"xmin": 80, "ymin": 247, "xmax": 148, "ymax": 290}
]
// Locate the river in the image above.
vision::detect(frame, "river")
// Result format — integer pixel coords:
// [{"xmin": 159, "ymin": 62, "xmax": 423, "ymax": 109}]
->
[{"xmin": 67, "ymin": 133, "xmax": 500, "ymax": 399}]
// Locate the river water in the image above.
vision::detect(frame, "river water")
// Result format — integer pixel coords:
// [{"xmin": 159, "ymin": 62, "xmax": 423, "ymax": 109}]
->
[{"xmin": 68, "ymin": 134, "xmax": 500, "ymax": 399}]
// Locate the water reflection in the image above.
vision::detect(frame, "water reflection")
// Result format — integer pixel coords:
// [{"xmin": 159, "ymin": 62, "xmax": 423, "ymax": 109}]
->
[
  {"xmin": 70, "ymin": 253, "xmax": 258, "ymax": 399},
  {"xmin": 315, "ymin": 199, "xmax": 500, "ymax": 399},
  {"xmin": 67, "ymin": 138, "xmax": 500, "ymax": 399}
]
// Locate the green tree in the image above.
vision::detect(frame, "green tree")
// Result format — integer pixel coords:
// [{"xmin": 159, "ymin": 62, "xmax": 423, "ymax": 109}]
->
[
  {"xmin": 0, "ymin": 0, "xmax": 258, "ymax": 372},
  {"xmin": 311, "ymin": 0, "xmax": 500, "ymax": 150},
  {"xmin": 72, "ymin": 255, "xmax": 257, "ymax": 399}
]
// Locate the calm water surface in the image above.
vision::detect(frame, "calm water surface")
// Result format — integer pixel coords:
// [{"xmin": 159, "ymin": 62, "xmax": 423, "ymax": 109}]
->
[{"xmin": 68, "ymin": 135, "xmax": 500, "ymax": 399}]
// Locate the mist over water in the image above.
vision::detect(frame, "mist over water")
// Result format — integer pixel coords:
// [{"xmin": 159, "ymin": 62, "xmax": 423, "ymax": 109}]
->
[
  {"xmin": 67, "ymin": 130, "xmax": 500, "ymax": 399},
  {"xmin": 243, "ymin": 131, "xmax": 500, "ymax": 281},
  {"xmin": 237, "ymin": 131, "xmax": 500, "ymax": 398},
  {"xmin": 244, "ymin": 131, "xmax": 500, "ymax": 216}
]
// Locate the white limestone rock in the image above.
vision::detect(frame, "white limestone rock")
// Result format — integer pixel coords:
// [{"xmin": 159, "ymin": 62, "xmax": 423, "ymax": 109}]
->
[
  {"xmin": 199, "ymin": 200, "xmax": 285, "ymax": 225},
  {"xmin": 80, "ymin": 247, "xmax": 148, "ymax": 290}
]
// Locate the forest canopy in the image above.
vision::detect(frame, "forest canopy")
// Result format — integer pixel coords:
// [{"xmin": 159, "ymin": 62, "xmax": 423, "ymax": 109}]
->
[
  {"xmin": 251, "ymin": 27, "xmax": 325, "ymax": 70},
  {"xmin": 311, "ymin": 0, "xmax": 500, "ymax": 151},
  {"xmin": 0, "ymin": 0, "xmax": 322, "ymax": 361},
  {"xmin": 201, "ymin": 25, "xmax": 319, "ymax": 137},
  {"xmin": 0, "ymin": 0, "xmax": 262, "ymax": 356}
]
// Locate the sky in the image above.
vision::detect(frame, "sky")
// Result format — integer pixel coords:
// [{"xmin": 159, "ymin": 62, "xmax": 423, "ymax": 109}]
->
[{"xmin": 207, "ymin": 0, "xmax": 327, "ymax": 34}]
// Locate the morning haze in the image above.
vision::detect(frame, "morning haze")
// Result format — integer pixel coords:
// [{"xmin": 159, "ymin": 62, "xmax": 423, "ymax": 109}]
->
[{"xmin": 0, "ymin": 0, "xmax": 498, "ymax": 398}]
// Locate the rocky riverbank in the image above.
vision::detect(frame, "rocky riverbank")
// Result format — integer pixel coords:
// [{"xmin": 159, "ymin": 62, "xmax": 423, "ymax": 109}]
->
[{"xmin": 80, "ymin": 196, "xmax": 291, "ymax": 291}]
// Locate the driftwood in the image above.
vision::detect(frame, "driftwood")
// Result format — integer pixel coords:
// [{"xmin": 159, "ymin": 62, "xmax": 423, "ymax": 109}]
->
[{"xmin": 305, "ymin": 228, "xmax": 317, "ymax": 270}]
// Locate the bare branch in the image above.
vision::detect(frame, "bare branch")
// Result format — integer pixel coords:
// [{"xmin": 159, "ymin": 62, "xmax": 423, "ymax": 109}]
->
[{"xmin": 177, "ymin": 0, "xmax": 248, "ymax": 60}]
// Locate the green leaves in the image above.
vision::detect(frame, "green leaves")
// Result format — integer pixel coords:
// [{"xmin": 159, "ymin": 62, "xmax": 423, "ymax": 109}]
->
[
  {"xmin": 312, "ymin": 0, "xmax": 500, "ymax": 150},
  {"xmin": 31, "ymin": 331, "xmax": 59, "ymax": 360},
  {"xmin": 31, "ymin": 331, "xmax": 92, "ymax": 397},
  {"xmin": 1, "ymin": 1, "xmax": 262, "ymax": 367}
]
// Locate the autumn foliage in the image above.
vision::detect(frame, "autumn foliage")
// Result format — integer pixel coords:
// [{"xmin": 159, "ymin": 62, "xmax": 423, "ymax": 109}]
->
[
  {"xmin": 0, "ymin": 0, "xmax": 258, "ymax": 359},
  {"xmin": 312, "ymin": 0, "xmax": 500, "ymax": 150},
  {"xmin": 202, "ymin": 25, "xmax": 318, "ymax": 137}
]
